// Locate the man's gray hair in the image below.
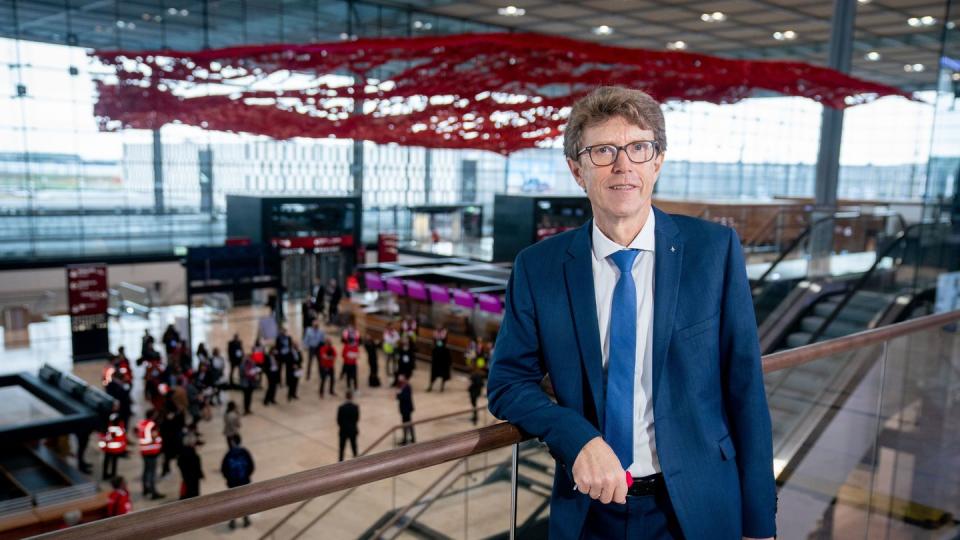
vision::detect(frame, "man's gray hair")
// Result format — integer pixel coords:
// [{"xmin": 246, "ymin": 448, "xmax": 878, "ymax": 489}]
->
[{"xmin": 563, "ymin": 86, "xmax": 667, "ymax": 161}]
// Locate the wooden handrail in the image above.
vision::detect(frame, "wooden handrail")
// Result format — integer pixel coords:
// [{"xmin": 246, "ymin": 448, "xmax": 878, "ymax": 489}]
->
[
  {"xmin": 36, "ymin": 310, "xmax": 960, "ymax": 540},
  {"xmin": 763, "ymin": 309, "xmax": 960, "ymax": 373}
]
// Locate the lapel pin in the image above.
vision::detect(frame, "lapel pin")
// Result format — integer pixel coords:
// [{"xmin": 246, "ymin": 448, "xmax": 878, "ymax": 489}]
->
[{"xmin": 670, "ymin": 246, "xmax": 676, "ymax": 253}]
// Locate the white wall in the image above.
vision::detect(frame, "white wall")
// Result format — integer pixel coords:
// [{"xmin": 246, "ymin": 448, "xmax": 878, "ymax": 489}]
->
[{"xmin": 0, "ymin": 261, "xmax": 186, "ymax": 318}]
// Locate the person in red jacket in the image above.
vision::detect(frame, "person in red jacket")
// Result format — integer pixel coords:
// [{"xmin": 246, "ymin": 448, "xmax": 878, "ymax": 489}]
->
[
  {"xmin": 98, "ymin": 412, "xmax": 127, "ymax": 480},
  {"xmin": 137, "ymin": 410, "xmax": 165, "ymax": 500},
  {"xmin": 340, "ymin": 342, "xmax": 359, "ymax": 393},
  {"xmin": 318, "ymin": 342, "xmax": 337, "ymax": 398},
  {"xmin": 106, "ymin": 476, "xmax": 132, "ymax": 517}
]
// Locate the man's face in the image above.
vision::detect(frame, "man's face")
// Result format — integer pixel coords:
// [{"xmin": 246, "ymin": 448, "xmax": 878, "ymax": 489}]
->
[{"xmin": 567, "ymin": 115, "xmax": 664, "ymax": 224}]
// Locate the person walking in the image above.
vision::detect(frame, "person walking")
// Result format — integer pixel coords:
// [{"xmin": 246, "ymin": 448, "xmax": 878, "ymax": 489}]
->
[
  {"xmin": 394, "ymin": 337, "xmax": 416, "ymax": 387},
  {"xmin": 363, "ymin": 333, "xmax": 381, "ymax": 387},
  {"xmin": 340, "ymin": 341, "xmax": 359, "ymax": 394},
  {"xmin": 223, "ymin": 401, "xmax": 242, "ymax": 447},
  {"xmin": 137, "ymin": 410, "xmax": 165, "ymax": 500},
  {"xmin": 239, "ymin": 355, "xmax": 259, "ymax": 415},
  {"xmin": 221, "ymin": 435, "xmax": 255, "ymax": 529},
  {"xmin": 98, "ymin": 411, "xmax": 127, "ymax": 480},
  {"xmin": 287, "ymin": 347, "xmax": 303, "ymax": 401},
  {"xmin": 427, "ymin": 327, "xmax": 451, "ymax": 392},
  {"xmin": 469, "ymin": 367, "xmax": 486, "ymax": 425},
  {"xmin": 396, "ymin": 375, "xmax": 415, "ymax": 445},
  {"xmin": 177, "ymin": 432, "xmax": 203, "ymax": 499},
  {"xmin": 227, "ymin": 334, "xmax": 244, "ymax": 387},
  {"xmin": 302, "ymin": 319, "xmax": 325, "ymax": 381},
  {"xmin": 262, "ymin": 347, "xmax": 281, "ymax": 406},
  {"xmin": 318, "ymin": 341, "xmax": 337, "ymax": 398},
  {"xmin": 337, "ymin": 391, "xmax": 360, "ymax": 461}
]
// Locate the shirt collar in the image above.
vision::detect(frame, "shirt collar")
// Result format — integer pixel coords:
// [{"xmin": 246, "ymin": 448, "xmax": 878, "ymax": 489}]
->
[{"xmin": 591, "ymin": 210, "xmax": 656, "ymax": 261}]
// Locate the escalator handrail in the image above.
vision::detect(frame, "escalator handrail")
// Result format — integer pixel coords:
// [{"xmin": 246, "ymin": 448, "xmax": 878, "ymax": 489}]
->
[
  {"xmin": 37, "ymin": 310, "xmax": 960, "ymax": 540},
  {"xmin": 806, "ymin": 220, "xmax": 946, "ymax": 344},
  {"xmin": 753, "ymin": 211, "xmax": 862, "ymax": 287}
]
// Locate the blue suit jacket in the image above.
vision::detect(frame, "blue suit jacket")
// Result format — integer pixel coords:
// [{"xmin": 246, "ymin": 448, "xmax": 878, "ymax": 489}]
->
[{"xmin": 487, "ymin": 208, "xmax": 776, "ymax": 539}]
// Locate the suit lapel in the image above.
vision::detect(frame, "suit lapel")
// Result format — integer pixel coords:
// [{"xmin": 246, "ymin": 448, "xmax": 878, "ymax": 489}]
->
[
  {"xmin": 652, "ymin": 207, "xmax": 683, "ymax": 408},
  {"xmin": 563, "ymin": 221, "xmax": 605, "ymax": 429}
]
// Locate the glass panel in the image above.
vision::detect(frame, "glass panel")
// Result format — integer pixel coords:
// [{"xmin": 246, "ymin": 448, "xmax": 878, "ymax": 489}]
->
[
  {"xmin": 768, "ymin": 342, "xmax": 886, "ymax": 538},
  {"xmin": 863, "ymin": 326, "xmax": 960, "ymax": 538}
]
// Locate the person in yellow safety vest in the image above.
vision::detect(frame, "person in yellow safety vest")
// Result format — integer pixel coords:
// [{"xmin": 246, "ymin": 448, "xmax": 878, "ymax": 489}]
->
[
  {"xmin": 98, "ymin": 412, "xmax": 127, "ymax": 480},
  {"xmin": 137, "ymin": 411, "xmax": 166, "ymax": 500}
]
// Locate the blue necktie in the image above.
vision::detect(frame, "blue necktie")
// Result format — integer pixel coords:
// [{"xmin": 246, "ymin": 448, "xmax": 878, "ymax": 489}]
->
[{"xmin": 605, "ymin": 249, "xmax": 640, "ymax": 470}]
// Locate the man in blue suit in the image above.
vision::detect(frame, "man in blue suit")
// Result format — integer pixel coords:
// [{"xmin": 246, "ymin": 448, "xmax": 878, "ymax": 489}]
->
[{"xmin": 487, "ymin": 86, "xmax": 776, "ymax": 540}]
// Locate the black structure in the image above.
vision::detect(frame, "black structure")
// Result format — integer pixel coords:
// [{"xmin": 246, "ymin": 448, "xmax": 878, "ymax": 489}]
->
[
  {"xmin": 492, "ymin": 194, "xmax": 592, "ymax": 262},
  {"xmin": 184, "ymin": 244, "xmax": 284, "ymax": 344},
  {"xmin": 226, "ymin": 195, "xmax": 362, "ymax": 299},
  {"xmin": 0, "ymin": 365, "xmax": 113, "ymax": 441}
]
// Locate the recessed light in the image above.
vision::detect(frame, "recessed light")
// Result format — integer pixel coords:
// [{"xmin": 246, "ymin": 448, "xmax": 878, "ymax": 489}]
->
[
  {"xmin": 864, "ymin": 51, "xmax": 881, "ymax": 61},
  {"xmin": 666, "ymin": 40, "xmax": 687, "ymax": 50},
  {"xmin": 903, "ymin": 63, "xmax": 925, "ymax": 72},
  {"xmin": 857, "ymin": 0, "xmax": 870, "ymax": 4},
  {"xmin": 167, "ymin": 7, "xmax": 177, "ymax": 15},
  {"xmin": 700, "ymin": 12, "xmax": 725, "ymax": 22},
  {"xmin": 179, "ymin": 9, "xmax": 189, "ymax": 16},
  {"xmin": 908, "ymin": 16, "xmax": 937, "ymax": 27},
  {"xmin": 498, "ymin": 6, "xmax": 526, "ymax": 16},
  {"xmin": 773, "ymin": 30, "xmax": 797, "ymax": 40},
  {"xmin": 952, "ymin": 72, "xmax": 960, "ymax": 81},
  {"xmin": 593, "ymin": 25, "xmax": 613, "ymax": 36}
]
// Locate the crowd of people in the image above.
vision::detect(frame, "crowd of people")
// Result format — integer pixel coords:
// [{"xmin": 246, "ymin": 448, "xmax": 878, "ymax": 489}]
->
[{"xmin": 87, "ymin": 286, "xmax": 493, "ymax": 527}]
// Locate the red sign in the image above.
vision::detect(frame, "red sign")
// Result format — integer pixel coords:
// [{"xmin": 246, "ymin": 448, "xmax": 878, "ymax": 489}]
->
[
  {"xmin": 67, "ymin": 264, "xmax": 109, "ymax": 317},
  {"xmin": 378, "ymin": 233, "xmax": 399, "ymax": 263},
  {"xmin": 270, "ymin": 235, "xmax": 354, "ymax": 250}
]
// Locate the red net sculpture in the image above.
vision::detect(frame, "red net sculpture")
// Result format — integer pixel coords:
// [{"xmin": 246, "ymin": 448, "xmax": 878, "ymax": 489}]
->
[{"xmin": 92, "ymin": 32, "xmax": 911, "ymax": 154}]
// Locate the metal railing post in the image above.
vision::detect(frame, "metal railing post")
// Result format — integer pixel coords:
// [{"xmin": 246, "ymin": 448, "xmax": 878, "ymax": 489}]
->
[{"xmin": 509, "ymin": 442, "xmax": 519, "ymax": 540}]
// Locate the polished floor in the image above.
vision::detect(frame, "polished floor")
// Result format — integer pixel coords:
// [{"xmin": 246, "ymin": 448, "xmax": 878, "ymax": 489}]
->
[
  {"xmin": 1, "ymin": 301, "xmax": 493, "ymax": 538},
  {"xmin": 3, "ymin": 301, "xmax": 960, "ymax": 539}
]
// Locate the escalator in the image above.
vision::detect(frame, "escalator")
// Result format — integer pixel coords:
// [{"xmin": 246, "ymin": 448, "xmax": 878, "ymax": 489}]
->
[
  {"xmin": 750, "ymin": 211, "xmax": 903, "ymax": 326},
  {"xmin": 761, "ymin": 220, "xmax": 954, "ymax": 485}
]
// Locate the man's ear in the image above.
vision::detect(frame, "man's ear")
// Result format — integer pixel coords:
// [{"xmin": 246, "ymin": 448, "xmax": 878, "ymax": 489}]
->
[
  {"xmin": 567, "ymin": 157, "xmax": 586, "ymax": 191},
  {"xmin": 653, "ymin": 152, "xmax": 665, "ymax": 175}
]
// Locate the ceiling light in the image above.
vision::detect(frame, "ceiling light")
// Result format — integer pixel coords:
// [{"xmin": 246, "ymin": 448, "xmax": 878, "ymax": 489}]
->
[
  {"xmin": 701, "ymin": 12, "xmax": 725, "ymax": 22},
  {"xmin": 947, "ymin": 22, "xmax": 956, "ymax": 29},
  {"xmin": 908, "ymin": 16, "xmax": 936, "ymax": 27},
  {"xmin": 904, "ymin": 63, "xmax": 924, "ymax": 72},
  {"xmin": 666, "ymin": 40, "xmax": 687, "ymax": 50},
  {"xmin": 593, "ymin": 25, "xmax": 613, "ymax": 36},
  {"xmin": 912, "ymin": 63, "xmax": 925, "ymax": 71},
  {"xmin": 179, "ymin": 9, "xmax": 189, "ymax": 16},
  {"xmin": 498, "ymin": 6, "xmax": 525, "ymax": 16},
  {"xmin": 952, "ymin": 72, "xmax": 960, "ymax": 81},
  {"xmin": 857, "ymin": 0, "xmax": 870, "ymax": 4},
  {"xmin": 773, "ymin": 30, "xmax": 797, "ymax": 41},
  {"xmin": 167, "ymin": 7, "xmax": 178, "ymax": 15},
  {"xmin": 864, "ymin": 51, "xmax": 881, "ymax": 61}
]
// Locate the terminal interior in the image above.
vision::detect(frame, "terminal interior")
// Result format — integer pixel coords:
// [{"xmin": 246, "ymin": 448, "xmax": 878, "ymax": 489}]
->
[{"xmin": 1, "ymin": 0, "xmax": 960, "ymax": 538}]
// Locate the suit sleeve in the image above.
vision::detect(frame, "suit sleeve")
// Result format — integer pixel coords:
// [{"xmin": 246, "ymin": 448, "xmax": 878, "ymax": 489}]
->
[
  {"xmin": 720, "ymin": 228, "xmax": 777, "ymax": 538},
  {"xmin": 487, "ymin": 253, "xmax": 601, "ymax": 469}
]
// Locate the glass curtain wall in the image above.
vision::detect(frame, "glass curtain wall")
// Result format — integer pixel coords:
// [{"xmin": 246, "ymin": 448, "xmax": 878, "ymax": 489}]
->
[{"xmin": 0, "ymin": 0, "xmax": 953, "ymax": 263}]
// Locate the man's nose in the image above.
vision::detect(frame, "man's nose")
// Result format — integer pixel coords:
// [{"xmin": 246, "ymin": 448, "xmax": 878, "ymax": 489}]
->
[{"xmin": 610, "ymin": 147, "xmax": 633, "ymax": 173}]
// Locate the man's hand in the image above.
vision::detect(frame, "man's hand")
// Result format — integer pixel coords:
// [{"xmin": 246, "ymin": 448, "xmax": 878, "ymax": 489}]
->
[{"xmin": 572, "ymin": 436, "xmax": 627, "ymax": 504}]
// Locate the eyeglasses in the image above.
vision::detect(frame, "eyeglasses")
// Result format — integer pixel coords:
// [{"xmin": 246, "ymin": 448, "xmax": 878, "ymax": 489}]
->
[{"xmin": 576, "ymin": 140, "xmax": 660, "ymax": 167}]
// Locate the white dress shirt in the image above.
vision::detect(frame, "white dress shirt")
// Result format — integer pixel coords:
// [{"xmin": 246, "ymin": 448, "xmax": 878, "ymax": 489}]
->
[{"xmin": 591, "ymin": 212, "xmax": 660, "ymax": 477}]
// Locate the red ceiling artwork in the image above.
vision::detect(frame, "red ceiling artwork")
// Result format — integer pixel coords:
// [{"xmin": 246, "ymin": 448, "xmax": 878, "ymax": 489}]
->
[{"xmin": 91, "ymin": 32, "xmax": 911, "ymax": 154}]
